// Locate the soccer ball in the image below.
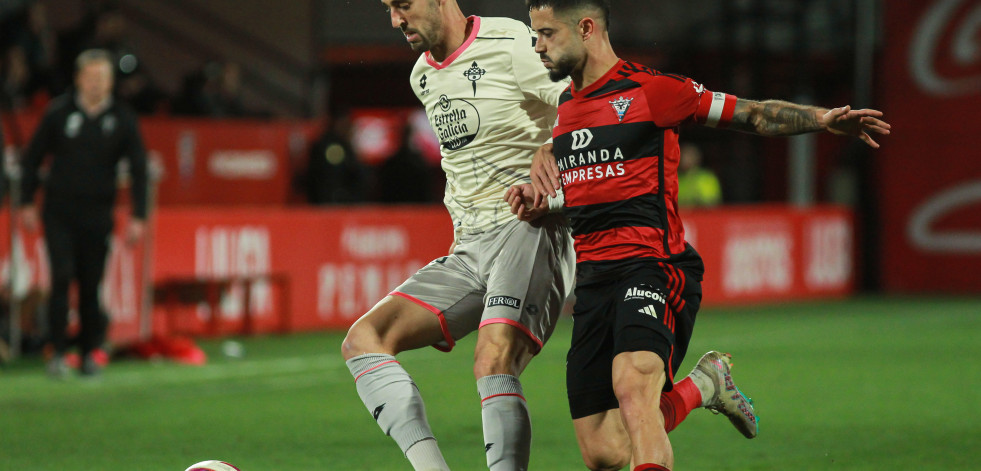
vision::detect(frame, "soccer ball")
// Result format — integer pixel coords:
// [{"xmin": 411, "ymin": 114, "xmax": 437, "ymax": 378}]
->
[{"xmin": 184, "ymin": 460, "xmax": 241, "ymax": 471}]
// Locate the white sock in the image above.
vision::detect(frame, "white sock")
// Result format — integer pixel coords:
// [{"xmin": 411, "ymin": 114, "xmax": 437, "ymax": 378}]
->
[
  {"xmin": 688, "ymin": 368, "xmax": 716, "ymax": 407},
  {"xmin": 477, "ymin": 374, "xmax": 531, "ymax": 471},
  {"xmin": 405, "ymin": 438, "xmax": 451, "ymax": 471},
  {"xmin": 346, "ymin": 353, "xmax": 449, "ymax": 470}
]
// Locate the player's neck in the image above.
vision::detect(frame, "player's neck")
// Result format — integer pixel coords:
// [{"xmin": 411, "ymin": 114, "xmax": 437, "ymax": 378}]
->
[
  {"xmin": 574, "ymin": 41, "xmax": 619, "ymax": 91},
  {"xmin": 431, "ymin": 9, "xmax": 470, "ymax": 62}
]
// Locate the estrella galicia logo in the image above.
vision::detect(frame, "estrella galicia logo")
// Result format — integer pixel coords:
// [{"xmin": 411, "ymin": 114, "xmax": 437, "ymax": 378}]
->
[
  {"xmin": 487, "ymin": 296, "xmax": 521, "ymax": 309},
  {"xmin": 430, "ymin": 94, "xmax": 480, "ymax": 150},
  {"xmin": 570, "ymin": 129, "xmax": 594, "ymax": 150},
  {"xmin": 463, "ymin": 61, "xmax": 486, "ymax": 96}
]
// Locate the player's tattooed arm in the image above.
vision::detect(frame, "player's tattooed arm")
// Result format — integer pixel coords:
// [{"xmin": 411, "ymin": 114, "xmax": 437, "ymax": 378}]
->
[
  {"xmin": 728, "ymin": 99, "xmax": 826, "ymax": 137},
  {"xmin": 727, "ymin": 98, "xmax": 892, "ymax": 147}
]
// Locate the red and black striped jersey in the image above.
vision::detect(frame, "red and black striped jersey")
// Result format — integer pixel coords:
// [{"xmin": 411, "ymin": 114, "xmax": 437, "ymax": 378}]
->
[{"xmin": 553, "ymin": 59, "xmax": 736, "ymax": 264}]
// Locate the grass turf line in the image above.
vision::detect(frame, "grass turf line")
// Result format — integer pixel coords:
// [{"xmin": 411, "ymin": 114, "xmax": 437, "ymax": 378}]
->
[{"xmin": 1, "ymin": 296, "xmax": 978, "ymax": 470}]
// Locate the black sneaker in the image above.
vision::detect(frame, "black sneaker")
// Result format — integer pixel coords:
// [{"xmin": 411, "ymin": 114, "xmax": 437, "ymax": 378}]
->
[
  {"xmin": 80, "ymin": 353, "xmax": 103, "ymax": 378},
  {"xmin": 47, "ymin": 355, "xmax": 71, "ymax": 380}
]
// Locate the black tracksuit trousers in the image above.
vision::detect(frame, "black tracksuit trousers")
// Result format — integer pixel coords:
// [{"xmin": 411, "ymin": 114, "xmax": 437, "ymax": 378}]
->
[{"xmin": 43, "ymin": 200, "xmax": 114, "ymax": 356}]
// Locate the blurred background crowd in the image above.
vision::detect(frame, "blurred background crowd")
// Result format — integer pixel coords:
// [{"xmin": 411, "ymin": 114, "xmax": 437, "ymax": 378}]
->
[
  {"xmin": 0, "ymin": 0, "xmax": 445, "ymax": 207},
  {"xmin": 2, "ymin": 0, "xmax": 870, "ymax": 211}
]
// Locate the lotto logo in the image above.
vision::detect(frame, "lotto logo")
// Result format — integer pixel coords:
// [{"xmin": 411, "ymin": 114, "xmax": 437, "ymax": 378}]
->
[{"xmin": 570, "ymin": 129, "xmax": 593, "ymax": 150}]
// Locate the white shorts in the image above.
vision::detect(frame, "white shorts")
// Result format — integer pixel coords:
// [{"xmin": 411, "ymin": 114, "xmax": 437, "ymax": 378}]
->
[{"xmin": 391, "ymin": 214, "xmax": 575, "ymax": 352}]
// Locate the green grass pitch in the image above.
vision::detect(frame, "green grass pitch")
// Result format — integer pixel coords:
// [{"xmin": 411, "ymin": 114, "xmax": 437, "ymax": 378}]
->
[{"xmin": 2, "ymin": 296, "xmax": 978, "ymax": 470}]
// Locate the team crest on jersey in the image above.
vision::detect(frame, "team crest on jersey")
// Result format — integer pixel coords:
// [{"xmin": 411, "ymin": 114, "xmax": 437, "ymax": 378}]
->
[
  {"xmin": 463, "ymin": 61, "xmax": 486, "ymax": 96},
  {"xmin": 609, "ymin": 96, "xmax": 634, "ymax": 122}
]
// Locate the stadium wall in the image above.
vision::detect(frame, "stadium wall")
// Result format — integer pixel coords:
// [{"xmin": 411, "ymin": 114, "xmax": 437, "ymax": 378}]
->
[
  {"xmin": 0, "ymin": 205, "xmax": 853, "ymax": 344},
  {"xmin": 878, "ymin": 1, "xmax": 981, "ymax": 293}
]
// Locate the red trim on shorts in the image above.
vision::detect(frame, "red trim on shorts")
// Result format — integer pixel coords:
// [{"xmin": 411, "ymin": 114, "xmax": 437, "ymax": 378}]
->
[
  {"xmin": 424, "ymin": 16, "xmax": 481, "ymax": 69},
  {"xmin": 354, "ymin": 360, "xmax": 400, "ymax": 382},
  {"xmin": 480, "ymin": 393, "xmax": 526, "ymax": 404},
  {"xmin": 659, "ymin": 263, "xmax": 687, "ymax": 316},
  {"xmin": 665, "ymin": 263, "xmax": 681, "ymax": 307},
  {"xmin": 478, "ymin": 318, "xmax": 544, "ymax": 353},
  {"xmin": 390, "ymin": 291, "xmax": 456, "ymax": 352},
  {"xmin": 672, "ymin": 265, "xmax": 687, "ymax": 313}
]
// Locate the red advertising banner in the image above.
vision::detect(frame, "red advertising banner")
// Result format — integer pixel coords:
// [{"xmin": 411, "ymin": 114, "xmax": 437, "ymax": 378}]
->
[
  {"xmin": 143, "ymin": 118, "xmax": 316, "ymax": 206},
  {"xmin": 879, "ymin": 1, "xmax": 981, "ymax": 292},
  {"xmin": 684, "ymin": 205, "xmax": 854, "ymax": 305},
  {"xmin": 149, "ymin": 206, "xmax": 454, "ymax": 334},
  {"xmin": 3, "ymin": 112, "xmax": 317, "ymax": 206},
  {"xmin": 1, "ymin": 205, "xmax": 851, "ymax": 344}
]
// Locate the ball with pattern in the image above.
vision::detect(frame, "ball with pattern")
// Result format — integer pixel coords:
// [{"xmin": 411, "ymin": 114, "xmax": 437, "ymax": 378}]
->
[{"xmin": 185, "ymin": 460, "xmax": 241, "ymax": 471}]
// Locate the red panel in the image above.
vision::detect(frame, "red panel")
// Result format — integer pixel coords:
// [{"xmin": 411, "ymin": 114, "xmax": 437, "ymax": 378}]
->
[
  {"xmin": 0, "ymin": 205, "xmax": 851, "ymax": 342},
  {"xmin": 683, "ymin": 205, "xmax": 854, "ymax": 306},
  {"xmin": 877, "ymin": 2, "xmax": 981, "ymax": 293},
  {"xmin": 5, "ymin": 113, "xmax": 318, "ymax": 206}
]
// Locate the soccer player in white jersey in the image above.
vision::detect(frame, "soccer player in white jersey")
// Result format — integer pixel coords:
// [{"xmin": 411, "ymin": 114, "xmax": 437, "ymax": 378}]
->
[{"xmin": 342, "ymin": 1, "xmax": 575, "ymax": 470}]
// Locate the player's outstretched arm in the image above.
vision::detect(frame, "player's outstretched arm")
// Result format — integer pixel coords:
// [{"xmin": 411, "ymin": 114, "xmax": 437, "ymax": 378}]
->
[{"xmin": 727, "ymin": 99, "xmax": 892, "ymax": 148}]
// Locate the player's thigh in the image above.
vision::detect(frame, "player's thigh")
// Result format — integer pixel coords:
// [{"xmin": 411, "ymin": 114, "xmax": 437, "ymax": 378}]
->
[
  {"xmin": 342, "ymin": 295, "xmax": 446, "ymax": 359},
  {"xmin": 41, "ymin": 213, "xmax": 75, "ymax": 281},
  {"xmin": 566, "ymin": 280, "xmax": 619, "ymax": 420},
  {"xmin": 384, "ymin": 248, "xmax": 486, "ymax": 352},
  {"xmin": 613, "ymin": 263, "xmax": 696, "ymax": 386},
  {"xmin": 481, "ymin": 215, "xmax": 575, "ymax": 353},
  {"xmin": 611, "ymin": 350, "xmax": 666, "ymax": 406}
]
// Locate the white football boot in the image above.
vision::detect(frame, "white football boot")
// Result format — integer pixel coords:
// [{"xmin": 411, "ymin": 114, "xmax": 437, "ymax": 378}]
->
[{"xmin": 691, "ymin": 351, "xmax": 758, "ymax": 438}]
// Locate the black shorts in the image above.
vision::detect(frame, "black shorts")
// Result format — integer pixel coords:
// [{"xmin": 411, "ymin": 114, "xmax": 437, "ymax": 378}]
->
[{"xmin": 566, "ymin": 258, "xmax": 702, "ymax": 419}]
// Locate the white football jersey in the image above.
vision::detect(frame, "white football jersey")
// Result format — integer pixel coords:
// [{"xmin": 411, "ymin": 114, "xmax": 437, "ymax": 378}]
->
[{"xmin": 410, "ymin": 16, "xmax": 568, "ymax": 236}]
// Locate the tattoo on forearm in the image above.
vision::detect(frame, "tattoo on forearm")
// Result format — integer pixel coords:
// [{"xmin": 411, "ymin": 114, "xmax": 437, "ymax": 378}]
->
[{"xmin": 731, "ymin": 99, "xmax": 823, "ymax": 136}]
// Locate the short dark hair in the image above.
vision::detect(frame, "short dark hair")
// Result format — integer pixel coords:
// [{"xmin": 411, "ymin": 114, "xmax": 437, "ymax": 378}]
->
[
  {"xmin": 526, "ymin": 0, "xmax": 611, "ymax": 29},
  {"xmin": 76, "ymin": 49, "xmax": 115, "ymax": 74}
]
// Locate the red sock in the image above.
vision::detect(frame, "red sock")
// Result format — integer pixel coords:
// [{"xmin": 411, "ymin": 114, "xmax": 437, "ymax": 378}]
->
[
  {"xmin": 634, "ymin": 464, "xmax": 670, "ymax": 471},
  {"xmin": 659, "ymin": 376, "xmax": 702, "ymax": 433}
]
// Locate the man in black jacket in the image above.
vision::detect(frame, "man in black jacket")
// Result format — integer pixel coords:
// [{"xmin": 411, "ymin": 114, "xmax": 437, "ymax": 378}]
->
[{"xmin": 20, "ymin": 49, "xmax": 147, "ymax": 378}]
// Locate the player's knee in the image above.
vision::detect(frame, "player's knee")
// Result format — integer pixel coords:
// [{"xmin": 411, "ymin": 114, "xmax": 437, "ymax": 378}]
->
[
  {"xmin": 341, "ymin": 320, "xmax": 381, "ymax": 361},
  {"xmin": 472, "ymin": 342, "xmax": 513, "ymax": 377},
  {"xmin": 472, "ymin": 329, "xmax": 535, "ymax": 378}
]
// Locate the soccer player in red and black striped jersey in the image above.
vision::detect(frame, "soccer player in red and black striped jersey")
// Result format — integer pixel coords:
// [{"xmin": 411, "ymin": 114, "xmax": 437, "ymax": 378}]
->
[{"xmin": 507, "ymin": 1, "xmax": 892, "ymax": 470}]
